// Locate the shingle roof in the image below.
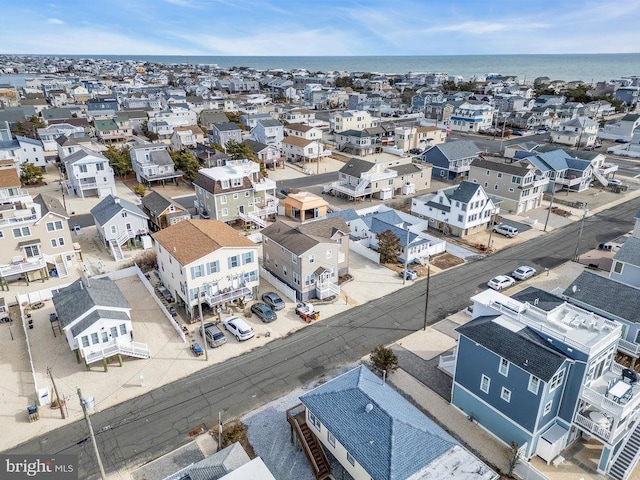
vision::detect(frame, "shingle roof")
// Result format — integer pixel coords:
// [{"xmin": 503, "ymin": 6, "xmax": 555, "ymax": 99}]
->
[
  {"xmin": 339, "ymin": 157, "xmax": 375, "ymax": 177},
  {"xmin": 256, "ymin": 119, "xmax": 282, "ymax": 128},
  {"xmin": 389, "ymin": 163, "xmax": 422, "ymax": 176},
  {"xmin": 53, "ymin": 278, "xmax": 130, "ymax": 329},
  {"xmin": 149, "ymin": 149, "xmax": 173, "ymax": 166},
  {"xmin": 33, "ymin": 194, "xmax": 68, "ymax": 218},
  {"xmin": 431, "ymin": 140, "xmax": 480, "ymax": 161},
  {"xmin": 214, "ymin": 122, "xmax": 241, "ymax": 132},
  {"xmin": 444, "ymin": 181, "xmax": 480, "ymax": 204},
  {"xmin": 613, "ymin": 236, "xmax": 640, "ymax": 267},
  {"xmin": 511, "ymin": 287, "xmax": 565, "ymax": 312},
  {"xmin": 456, "ymin": 316, "xmax": 567, "ymax": 381},
  {"xmin": 297, "ymin": 216, "xmax": 350, "ymax": 240},
  {"xmin": 326, "ymin": 208, "xmax": 360, "ymax": 223},
  {"xmin": 0, "ymin": 167, "xmax": 20, "ymax": 188},
  {"xmin": 471, "ymin": 157, "xmax": 531, "ymax": 176},
  {"xmin": 282, "ymin": 136, "xmax": 313, "ymax": 147},
  {"xmin": 244, "ymin": 139, "xmax": 269, "ymax": 153},
  {"xmin": 70, "ymin": 309, "xmax": 130, "ymax": 338},
  {"xmin": 140, "ymin": 190, "xmax": 173, "ymax": 217},
  {"xmin": 90, "ymin": 195, "xmax": 148, "ymax": 226},
  {"xmin": 261, "ymin": 221, "xmax": 319, "ymax": 255},
  {"xmin": 300, "ymin": 365, "xmax": 458, "ymax": 480},
  {"xmin": 152, "ymin": 219, "xmax": 256, "ymax": 266},
  {"xmin": 563, "ymin": 271, "xmax": 640, "ymax": 323}
]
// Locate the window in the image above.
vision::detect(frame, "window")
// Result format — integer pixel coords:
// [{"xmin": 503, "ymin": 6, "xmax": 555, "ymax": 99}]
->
[
  {"xmin": 326, "ymin": 249, "xmax": 332, "ymax": 259},
  {"xmin": 242, "ymin": 252, "xmax": 254, "ymax": 265},
  {"xmin": 110, "ymin": 225, "xmax": 117, "ymax": 235},
  {"xmin": 543, "ymin": 400, "xmax": 553, "ymax": 415},
  {"xmin": 206, "ymin": 261, "xmax": 220, "ymax": 274},
  {"xmin": 346, "ymin": 451, "xmax": 355, "ymax": 466},
  {"xmin": 292, "ymin": 254, "xmax": 297, "ymax": 264},
  {"xmin": 91, "ymin": 332, "xmax": 99, "ymax": 345},
  {"xmin": 480, "ymin": 375, "xmax": 490, "ymax": 393},
  {"xmin": 96, "ymin": 162, "xmax": 105, "ymax": 171},
  {"xmin": 309, "ymin": 411, "xmax": 321, "ymax": 431},
  {"xmin": 221, "ymin": 208, "xmax": 228, "ymax": 216},
  {"xmin": 508, "ymin": 187, "xmax": 514, "ymax": 192},
  {"xmin": 494, "ymin": 185, "xmax": 499, "ymax": 190},
  {"xmin": 228, "ymin": 255, "xmax": 240, "ymax": 268},
  {"xmin": 13, "ymin": 226, "xmax": 30, "ymax": 238},
  {"xmin": 24, "ymin": 245, "xmax": 40, "ymax": 257},
  {"xmin": 79, "ymin": 165, "xmax": 88, "ymax": 173},
  {"xmin": 501, "ymin": 387, "xmax": 511, "ymax": 402},
  {"xmin": 110, "ymin": 326, "xmax": 118, "ymax": 338},
  {"xmin": 497, "ymin": 173, "xmax": 503, "ymax": 178},
  {"xmin": 309, "ymin": 254, "xmax": 315, "ymax": 264},
  {"xmin": 458, "ymin": 214, "xmax": 463, "ymax": 222},
  {"xmin": 613, "ymin": 261, "xmax": 623, "ymax": 274},
  {"xmin": 528, "ymin": 375, "xmax": 540, "ymax": 394},
  {"xmin": 220, "ymin": 195, "xmax": 227, "ymax": 204},
  {"xmin": 327, "ymin": 431, "xmax": 335, "ymax": 447},
  {"xmin": 499, "ymin": 358, "xmax": 509, "ymax": 376},
  {"xmin": 245, "ymin": 191, "xmax": 250, "ymax": 197},
  {"xmin": 102, "ymin": 331, "xmax": 108, "ymax": 342},
  {"xmin": 511, "ymin": 176, "xmax": 521, "ymax": 184},
  {"xmin": 293, "ymin": 272, "xmax": 300, "ymax": 285},
  {"xmin": 81, "ymin": 336, "xmax": 89, "ymax": 348},
  {"xmin": 233, "ymin": 193, "xmax": 239, "ymax": 200},
  {"xmin": 46, "ymin": 221, "xmax": 63, "ymax": 232},
  {"xmin": 549, "ymin": 369, "xmax": 565, "ymax": 391},
  {"xmin": 191, "ymin": 265, "xmax": 205, "ymax": 279},
  {"xmin": 283, "ymin": 265, "xmax": 288, "ymax": 276}
]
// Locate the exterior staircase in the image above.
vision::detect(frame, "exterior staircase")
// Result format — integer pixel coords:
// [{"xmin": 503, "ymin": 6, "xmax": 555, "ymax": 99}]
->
[
  {"xmin": 591, "ymin": 168, "xmax": 609, "ymax": 187},
  {"xmin": 83, "ymin": 340, "xmax": 150, "ymax": 365},
  {"xmin": 109, "ymin": 239, "xmax": 124, "ymax": 261},
  {"xmin": 609, "ymin": 421, "xmax": 640, "ymax": 480},
  {"xmin": 238, "ymin": 201, "xmax": 278, "ymax": 229},
  {"xmin": 286, "ymin": 404, "xmax": 332, "ymax": 480}
]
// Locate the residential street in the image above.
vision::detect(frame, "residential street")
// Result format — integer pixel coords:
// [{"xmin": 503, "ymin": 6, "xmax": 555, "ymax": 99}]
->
[{"xmin": 6, "ymin": 196, "xmax": 640, "ymax": 479}]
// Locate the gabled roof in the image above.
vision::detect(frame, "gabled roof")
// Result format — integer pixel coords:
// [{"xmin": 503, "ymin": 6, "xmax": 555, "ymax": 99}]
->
[
  {"xmin": 256, "ymin": 119, "xmax": 282, "ymax": 128},
  {"xmin": 152, "ymin": 219, "xmax": 256, "ymax": 266},
  {"xmin": 369, "ymin": 217, "xmax": 426, "ymax": 248},
  {"xmin": 214, "ymin": 122, "xmax": 241, "ymax": 132},
  {"xmin": 285, "ymin": 123, "xmax": 314, "ymax": 133},
  {"xmin": 429, "ymin": 140, "xmax": 480, "ymax": 161},
  {"xmin": 90, "ymin": 195, "xmax": 148, "ymax": 225},
  {"xmin": 444, "ymin": 181, "xmax": 481, "ymax": 204},
  {"xmin": 299, "ymin": 366, "xmax": 458, "ymax": 480},
  {"xmin": 140, "ymin": 190, "xmax": 181, "ymax": 218},
  {"xmin": 563, "ymin": 270, "xmax": 640, "ymax": 323},
  {"xmin": 244, "ymin": 139, "xmax": 270, "ymax": 153},
  {"xmin": 339, "ymin": 157, "xmax": 375, "ymax": 177},
  {"xmin": 456, "ymin": 316, "xmax": 567, "ymax": 381},
  {"xmin": 471, "ymin": 157, "xmax": 531, "ymax": 176},
  {"xmin": 282, "ymin": 136, "xmax": 313, "ymax": 148},
  {"xmin": 33, "ymin": 194, "xmax": 68, "ymax": 219},
  {"xmin": 53, "ymin": 278, "xmax": 130, "ymax": 329},
  {"xmin": 613, "ymin": 236, "xmax": 640, "ymax": 267},
  {"xmin": 149, "ymin": 149, "xmax": 173, "ymax": 166},
  {"xmin": 339, "ymin": 129, "xmax": 375, "ymax": 138},
  {"xmin": 64, "ymin": 147, "xmax": 109, "ymax": 165},
  {"xmin": 262, "ymin": 221, "xmax": 319, "ymax": 255},
  {"xmin": 0, "ymin": 167, "xmax": 20, "ymax": 188},
  {"xmin": 389, "ymin": 163, "xmax": 423, "ymax": 176},
  {"xmin": 297, "ymin": 216, "xmax": 350, "ymax": 240},
  {"xmin": 326, "ymin": 208, "xmax": 360, "ymax": 223}
]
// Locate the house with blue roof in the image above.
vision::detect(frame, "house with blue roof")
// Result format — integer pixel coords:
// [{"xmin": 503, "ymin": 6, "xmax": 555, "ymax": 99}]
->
[
  {"xmin": 519, "ymin": 148, "xmax": 594, "ymax": 192},
  {"xmin": 328, "ymin": 205, "xmax": 446, "ymax": 263},
  {"xmin": 291, "ymin": 365, "xmax": 497, "ymax": 480},
  {"xmin": 416, "ymin": 140, "xmax": 482, "ymax": 180},
  {"xmin": 411, "ymin": 181, "xmax": 499, "ymax": 237},
  {"xmin": 450, "ymin": 287, "xmax": 640, "ymax": 478},
  {"xmin": 90, "ymin": 195, "xmax": 149, "ymax": 261}
]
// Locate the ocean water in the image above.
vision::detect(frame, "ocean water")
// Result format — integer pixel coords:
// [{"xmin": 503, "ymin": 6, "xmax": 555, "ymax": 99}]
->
[{"xmin": 2, "ymin": 53, "xmax": 639, "ymax": 84}]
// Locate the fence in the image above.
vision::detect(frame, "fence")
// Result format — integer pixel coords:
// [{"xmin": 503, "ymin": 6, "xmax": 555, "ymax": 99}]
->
[
  {"xmin": 513, "ymin": 460, "xmax": 549, "ymax": 480},
  {"xmin": 259, "ymin": 266, "xmax": 298, "ymax": 302},
  {"xmin": 349, "ymin": 239, "xmax": 380, "ymax": 264}
]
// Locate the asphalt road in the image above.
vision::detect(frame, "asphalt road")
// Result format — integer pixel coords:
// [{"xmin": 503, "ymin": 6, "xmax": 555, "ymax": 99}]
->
[{"xmin": 8, "ymin": 196, "xmax": 640, "ymax": 479}]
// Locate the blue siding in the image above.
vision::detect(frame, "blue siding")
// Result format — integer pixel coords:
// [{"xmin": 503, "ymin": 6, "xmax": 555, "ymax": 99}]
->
[
  {"xmin": 558, "ymin": 362, "xmax": 585, "ymax": 424},
  {"xmin": 454, "ymin": 336, "xmax": 542, "ymax": 431}
]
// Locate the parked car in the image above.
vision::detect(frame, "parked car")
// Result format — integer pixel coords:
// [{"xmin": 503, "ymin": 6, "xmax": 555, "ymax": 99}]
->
[
  {"xmin": 614, "ymin": 138, "xmax": 628, "ymax": 143},
  {"xmin": 262, "ymin": 291, "xmax": 285, "ymax": 311},
  {"xmin": 535, "ymin": 128, "xmax": 548, "ymax": 135},
  {"xmin": 512, "ymin": 130, "xmax": 524, "ymax": 136},
  {"xmin": 487, "ymin": 275, "xmax": 516, "ymax": 291},
  {"xmin": 399, "ymin": 269, "xmax": 418, "ymax": 280},
  {"xmin": 157, "ymin": 285, "xmax": 174, "ymax": 303},
  {"xmin": 409, "ymin": 148, "xmax": 423, "ymax": 155},
  {"xmin": 492, "ymin": 224, "xmax": 519, "ymax": 238},
  {"xmin": 223, "ymin": 316, "xmax": 255, "ymax": 341},
  {"xmin": 199, "ymin": 322, "xmax": 227, "ymax": 348},
  {"xmin": 512, "ymin": 266, "xmax": 536, "ymax": 281},
  {"xmin": 251, "ymin": 302, "xmax": 277, "ymax": 323},
  {"xmin": 608, "ymin": 178, "xmax": 623, "ymax": 186}
]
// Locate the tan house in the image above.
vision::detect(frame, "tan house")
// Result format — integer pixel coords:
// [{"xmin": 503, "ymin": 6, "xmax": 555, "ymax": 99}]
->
[
  {"xmin": 468, "ymin": 157, "xmax": 549, "ymax": 214},
  {"xmin": 394, "ymin": 125, "xmax": 446, "ymax": 152},
  {"xmin": 390, "ymin": 162, "xmax": 432, "ymax": 196},
  {"xmin": 140, "ymin": 190, "xmax": 191, "ymax": 232},
  {"xmin": 170, "ymin": 125, "xmax": 205, "ymax": 150},
  {"xmin": 284, "ymin": 123, "xmax": 323, "ymax": 141},
  {"xmin": 283, "ymin": 191, "xmax": 328, "ymax": 222},
  {"xmin": 0, "ymin": 167, "xmax": 76, "ymax": 287},
  {"xmin": 262, "ymin": 217, "xmax": 350, "ymax": 301},
  {"xmin": 153, "ymin": 219, "xmax": 260, "ymax": 319},
  {"xmin": 281, "ymin": 136, "xmax": 325, "ymax": 164}
]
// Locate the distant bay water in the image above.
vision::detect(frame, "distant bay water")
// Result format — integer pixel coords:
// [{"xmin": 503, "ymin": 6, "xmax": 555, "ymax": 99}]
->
[{"xmin": 2, "ymin": 53, "xmax": 639, "ymax": 84}]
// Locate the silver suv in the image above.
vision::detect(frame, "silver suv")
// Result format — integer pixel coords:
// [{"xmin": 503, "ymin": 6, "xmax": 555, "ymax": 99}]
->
[
  {"xmin": 493, "ymin": 224, "xmax": 518, "ymax": 238},
  {"xmin": 200, "ymin": 322, "xmax": 227, "ymax": 348}
]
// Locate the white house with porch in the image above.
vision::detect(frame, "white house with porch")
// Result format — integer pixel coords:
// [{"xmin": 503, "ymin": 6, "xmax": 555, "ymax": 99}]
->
[
  {"xmin": 90, "ymin": 195, "xmax": 149, "ymax": 261},
  {"xmin": 153, "ymin": 219, "xmax": 260, "ymax": 320},
  {"xmin": 52, "ymin": 277, "xmax": 148, "ymax": 366},
  {"xmin": 63, "ymin": 147, "xmax": 117, "ymax": 199}
]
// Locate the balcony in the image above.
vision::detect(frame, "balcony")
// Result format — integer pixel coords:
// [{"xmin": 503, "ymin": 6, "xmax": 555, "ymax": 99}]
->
[
  {"xmin": 0, "ymin": 257, "xmax": 47, "ymax": 277},
  {"xmin": 449, "ymin": 160, "xmax": 473, "ymax": 173},
  {"xmin": 519, "ymin": 178, "xmax": 549, "ymax": 189},
  {"xmin": 579, "ymin": 364, "xmax": 640, "ymax": 420},
  {"xmin": 599, "ymin": 163, "xmax": 619, "ymax": 175},
  {"xmin": 316, "ymin": 281, "xmax": 339, "ymax": 300},
  {"xmin": 203, "ymin": 286, "xmax": 251, "ymax": 307},
  {"xmin": 618, "ymin": 338, "xmax": 640, "ymax": 357},
  {"xmin": 362, "ymin": 169, "xmax": 398, "ymax": 183},
  {"xmin": 251, "ymin": 177, "xmax": 276, "ymax": 192},
  {"xmin": 143, "ymin": 170, "xmax": 183, "ymax": 182},
  {"xmin": 554, "ymin": 175, "xmax": 585, "ymax": 187}
]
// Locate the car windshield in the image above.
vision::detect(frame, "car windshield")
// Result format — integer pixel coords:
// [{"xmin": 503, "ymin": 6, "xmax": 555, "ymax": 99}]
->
[
  {"xmin": 240, "ymin": 328, "xmax": 251, "ymax": 334},
  {"xmin": 272, "ymin": 297, "xmax": 283, "ymax": 304}
]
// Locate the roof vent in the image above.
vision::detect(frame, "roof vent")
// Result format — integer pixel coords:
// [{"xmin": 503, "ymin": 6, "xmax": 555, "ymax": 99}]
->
[
  {"xmin": 365, "ymin": 403, "xmax": 373, "ymax": 413},
  {"xmin": 534, "ymin": 298, "xmax": 539, "ymax": 306},
  {"xmin": 523, "ymin": 359, "xmax": 529, "ymax": 367}
]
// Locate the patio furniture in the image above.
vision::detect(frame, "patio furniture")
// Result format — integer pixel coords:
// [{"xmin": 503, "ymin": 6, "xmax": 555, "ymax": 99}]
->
[
  {"xmin": 552, "ymin": 455, "xmax": 565, "ymax": 468},
  {"xmin": 607, "ymin": 379, "xmax": 632, "ymax": 402},
  {"xmin": 589, "ymin": 411, "xmax": 610, "ymax": 427}
]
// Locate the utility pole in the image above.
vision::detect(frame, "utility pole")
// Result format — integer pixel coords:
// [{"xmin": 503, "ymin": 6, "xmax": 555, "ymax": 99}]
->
[
  {"xmin": 543, "ymin": 180, "xmax": 557, "ymax": 232},
  {"xmin": 198, "ymin": 287, "xmax": 208, "ymax": 361},
  {"xmin": 423, "ymin": 262, "xmax": 431, "ymax": 331},
  {"xmin": 573, "ymin": 203, "xmax": 589, "ymax": 262},
  {"xmin": 316, "ymin": 139, "xmax": 320, "ymax": 175},
  {"xmin": 47, "ymin": 366, "xmax": 65, "ymax": 419},
  {"xmin": 402, "ymin": 227, "xmax": 410, "ymax": 285},
  {"xmin": 77, "ymin": 387, "xmax": 106, "ymax": 480}
]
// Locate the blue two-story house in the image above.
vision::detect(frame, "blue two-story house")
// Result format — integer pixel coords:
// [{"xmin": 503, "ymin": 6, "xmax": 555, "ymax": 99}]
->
[
  {"xmin": 417, "ymin": 140, "xmax": 481, "ymax": 181},
  {"xmin": 451, "ymin": 287, "xmax": 640, "ymax": 479}
]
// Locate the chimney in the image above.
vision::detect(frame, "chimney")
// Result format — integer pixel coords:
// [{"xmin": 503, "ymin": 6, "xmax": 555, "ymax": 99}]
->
[{"xmin": 114, "ymin": 197, "xmax": 120, "ymax": 204}]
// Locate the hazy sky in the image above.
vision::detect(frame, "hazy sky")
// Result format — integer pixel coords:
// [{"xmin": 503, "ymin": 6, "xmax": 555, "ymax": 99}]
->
[{"xmin": 1, "ymin": 0, "xmax": 639, "ymax": 56}]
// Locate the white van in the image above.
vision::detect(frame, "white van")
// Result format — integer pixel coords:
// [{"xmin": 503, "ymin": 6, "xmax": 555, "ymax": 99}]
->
[{"xmin": 493, "ymin": 224, "xmax": 519, "ymax": 238}]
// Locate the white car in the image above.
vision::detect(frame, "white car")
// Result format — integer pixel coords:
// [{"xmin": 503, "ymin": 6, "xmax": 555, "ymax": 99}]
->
[
  {"xmin": 512, "ymin": 266, "xmax": 536, "ymax": 281},
  {"xmin": 608, "ymin": 178, "xmax": 622, "ymax": 186},
  {"xmin": 223, "ymin": 316, "xmax": 255, "ymax": 341},
  {"xmin": 487, "ymin": 275, "xmax": 516, "ymax": 291}
]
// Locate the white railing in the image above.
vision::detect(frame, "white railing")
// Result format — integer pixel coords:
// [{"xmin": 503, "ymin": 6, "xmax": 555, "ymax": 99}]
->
[
  {"xmin": 323, "ymin": 181, "xmax": 372, "ymax": 198},
  {"xmin": 618, "ymin": 339, "xmax": 640, "ymax": 356},
  {"xmin": 78, "ymin": 182, "xmax": 99, "ymax": 190},
  {"xmin": 438, "ymin": 352, "xmax": 457, "ymax": 376},
  {"xmin": 600, "ymin": 163, "xmax": 618, "ymax": 175},
  {"xmin": 239, "ymin": 211, "xmax": 266, "ymax": 228},
  {"xmin": 0, "ymin": 257, "xmax": 47, "ymax": 276},
  {"xmin": 580, "ymin": 385, "xmax": 640, "ymax": 419},
  {"xmin": 591, "ymin": 168, "xmax": 609, "ymax": 187},
  {"xmin": 363, "ymin": 169, "xmax": 397, "ymax": 182},
  {"xmin": 316, "ymin": 281, "xmax": 339, "ymax": 300},
  {"xmin": 109, "ymin": 239, "xmax": 124, "ymax": 261},
  {"xmin": 251, "ymin": 177, "xmax": 277, "ymax": 192},
  {"xmin": 574, "ymin": 412, "xmax": 613, "ymax": 441},
  {"xmin": 203, "ymin": 286, "xmax": 251, "ymax": 307},
  {"xmin": 83, "ymin": 339, "xmax": 150, "ymax": 364},
  {"xmin": 0, "ymin": 213, "xmax": 38, "ymax": 227}
]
